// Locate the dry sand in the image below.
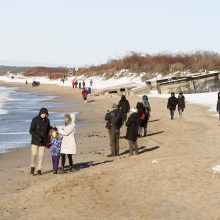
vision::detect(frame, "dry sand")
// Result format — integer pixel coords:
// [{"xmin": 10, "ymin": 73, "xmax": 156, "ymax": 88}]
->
[{"xmin": 0, "ymin": 82, "xmax": 220, "ymax": 220}]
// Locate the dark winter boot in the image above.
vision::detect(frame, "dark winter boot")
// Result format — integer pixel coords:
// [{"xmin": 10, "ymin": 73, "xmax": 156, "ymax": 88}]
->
[
  {"xmin": 30, "ymin": 167, "xmax": 35, "ymax": 175},
  {"xmin": 37, "ymin": 170, "xmax": 42, "ymax": 175}
]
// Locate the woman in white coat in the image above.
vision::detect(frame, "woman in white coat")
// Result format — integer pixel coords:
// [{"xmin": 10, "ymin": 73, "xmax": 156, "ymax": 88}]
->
[{"xmin": 58, "ymin": 113, "xmax": 76, "ymax": 172}]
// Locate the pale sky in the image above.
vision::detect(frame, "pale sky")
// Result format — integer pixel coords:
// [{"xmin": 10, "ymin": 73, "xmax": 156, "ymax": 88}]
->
[{"xmin": 0, "ymin": 0, "xmax": 219, "ymax": 67}]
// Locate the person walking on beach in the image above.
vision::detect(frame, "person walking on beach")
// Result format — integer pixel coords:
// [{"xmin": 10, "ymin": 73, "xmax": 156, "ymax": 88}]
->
[
  {"xmin": 82, "ymin": 80, "xmax": 86, "ymax": 88},
  {"xmin": 50, "ymin": 128, "xmax": 62, "ymax": 174},
  {"xmin": 75, "ymin": 81, "xmax": 78, "ymax": 88},
  {"xmin": 105, "ymin": 103, "xmax": 123, "ymax": 157},
  {"xmin": 126, "ymin": 108, "xmax": 140, "ymax": 155},
  {"xmin": 79, "ymin": 81, "xmax": 82, "ymax": 89},
  {"xmin": 58, "ymin": 114, "xmax": 76, "ymax": 173},
  {"xmin": 216, "ymin": 92, "xmax": 220, "ymax": 121},
  {"xmin": 29, "ymin": 108, "xmax": 51, "ymax": 175},
  {"xmin": 118, "ymin": 95, "xmax": 130, "ymax": 122},
  {"xmin": 90, "ymin": 79, "xmax": 93, "ymax": 87},
  {"xmin": 82, "ymin": 88, "xmax": 89, "ymax": 103},
  {"xmin": 178, "ymin": 92, "xmax": 185, "ymax": 117},
  {"xmin": 167, "ymin": 92, "xmax": 178, "ymax": 120},
  {"xmin": 72, "ymin": 81, "xmax": 75, "ymax": 88},
  {"xmin": 142, "ymin": 95, "xmax": 151, "ymax": 119},
  {"xmin": 136, "ymin": 102, "xmax": 149, "ymax": 137}
]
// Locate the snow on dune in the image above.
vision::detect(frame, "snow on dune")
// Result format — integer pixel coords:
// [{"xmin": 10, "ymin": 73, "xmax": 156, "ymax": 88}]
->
[
  {"xmin": 0, "ymin": 74, "xmax": 145, "ymax": 90},
  {"xmin": 0, "ymin": 74, "xmax": 219, "ymax": 115}
]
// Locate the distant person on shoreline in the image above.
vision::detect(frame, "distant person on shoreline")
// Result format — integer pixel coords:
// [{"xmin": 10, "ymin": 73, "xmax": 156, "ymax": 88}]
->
[
  {"xmin": 58, "ymin": 114, "xmax": 76, "ymax": 173},
  {"xmin": 29, "ymin": 108, "xmax": 51, "ymax": 175},
  {"xmin": 126, "ymin": 108, "xmax": 140, "ymax": 155},
  {"xmin": 216, "ymin": 92, "xmax": 220, "ymax": 121},
  {"xmin": 79, "ymin": 81, "xmax": 82, "ymax": 89},
  {"xmin": 82, "ymin": 88, "xmax": 89, "ymax": 103},
  {"xmin": 118, "ymin": 95, "xmax": 130, "ymax": 122},
  {"xmin": 178, "ymin": 92, "xmax": 185, "ymax": 117},
  {"xmin": 82, "ymin": 80, "xmax": 86, "ymax": 88},
  {"xmin": 105, "ymin": 103, "xmax": 123, "ymax": 157},
  {"xmin": 167, "ymin": 92, "xmax": 178, "ymax": 120},
  {"xmin": 72, "ymin": 81, "xmax": 75, "ymax": 88},
  {"xmin": 50, "ymin": 128, "xmax": 62, "ymax": 174},
  {"xmin": 75, "ymin": 81, "xmax": 78, "ymax": 88},
  {"xmin": 90, "ymin": 79, "xmax": 93, "ymax": 87}
]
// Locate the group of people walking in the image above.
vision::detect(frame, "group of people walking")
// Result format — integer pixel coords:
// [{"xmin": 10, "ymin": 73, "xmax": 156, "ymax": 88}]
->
[
  {"xmin": 105, "ymin": 95, "xmax": 151, "ymax": 157},
  {"xmin": 72, "ymin": 79, "xmax": 93, "ymax": 89},
  {"xmin": 167, "ymin": 92, "xmax": 185, "ymax": 120}
]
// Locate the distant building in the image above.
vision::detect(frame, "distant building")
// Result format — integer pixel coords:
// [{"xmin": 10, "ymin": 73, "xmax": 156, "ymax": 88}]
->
[{"xmin": 49, "ymin": 73, "xmax": 68, "ymax": 80}]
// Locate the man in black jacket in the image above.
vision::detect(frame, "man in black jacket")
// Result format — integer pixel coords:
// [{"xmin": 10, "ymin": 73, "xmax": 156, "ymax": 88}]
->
[
  {"xmin": 105, "ymin": 103, "xmax": 123, "ymax": 157},
  {"xmin": 118, "ymin": 95, "xmax": 130, "ymax": 122},
  {"xmin": 29, "ymin": 108, "xmax": 51, "ymax": 175},
  {"xmin": 167, "ymin": 92, "xmax": 178, "ymax": 120}
]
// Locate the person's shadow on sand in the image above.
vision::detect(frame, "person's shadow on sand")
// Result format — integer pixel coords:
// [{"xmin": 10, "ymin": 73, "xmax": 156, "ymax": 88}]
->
[
  {"xmin": 119, "ymin": 146, "xmax": 160, "ymax": 156},
  {"xmin": 120, "ymin": 131, "xmax": 164, "ymax": 139},
  {"xmin": 41, "ymin": 160, "xmax": 113, "ymax": 175}
]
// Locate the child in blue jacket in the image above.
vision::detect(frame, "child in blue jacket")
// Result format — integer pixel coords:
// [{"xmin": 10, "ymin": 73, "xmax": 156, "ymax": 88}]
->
[{"xmin": 50, "ymin": 128, "xmax": 62, "ymax": 174}]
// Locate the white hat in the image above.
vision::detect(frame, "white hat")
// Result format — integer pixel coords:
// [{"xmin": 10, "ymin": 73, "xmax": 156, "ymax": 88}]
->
[{"xmin": 130, "ymin": 108, "xmax": 137, "ymax": 113}]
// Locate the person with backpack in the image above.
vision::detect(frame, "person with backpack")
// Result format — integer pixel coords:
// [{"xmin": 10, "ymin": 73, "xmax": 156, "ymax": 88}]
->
[
  {"xmin": 136, "ymin": 102, "xmax": 149, "ymax": 137},
  {"xmin": 167, "ymin": 92, "xmax": 178, "ymax": 120},
  {"xmin": 118, "ymin": 95, "xmax": 130, "ymax": 122},
  {"xmin": 142, "ymin": 95, "xmax": 151, "ymax": 119},
  {"xmin": 105, "ymin": 103, "xmax": 123, "ymax": 157},
  {"xmin": 178, "ymin": 92, "xmax": 185, "ymax": 117},
  {"xmin": 126, "ymin": 108, "xmax": 141, "ymax": 155}
]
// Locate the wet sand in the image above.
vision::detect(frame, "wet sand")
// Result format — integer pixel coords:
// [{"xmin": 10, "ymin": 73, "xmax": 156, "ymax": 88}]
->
[{"xmin": 1, "ymin": 81, "xmax": 220, "ymax": 220}]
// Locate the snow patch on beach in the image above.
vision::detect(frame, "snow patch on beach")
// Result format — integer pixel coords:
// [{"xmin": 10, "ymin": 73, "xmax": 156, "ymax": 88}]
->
[{"xmin": 210, "ymin": 165, "xmax": 220, "ymax": 174}]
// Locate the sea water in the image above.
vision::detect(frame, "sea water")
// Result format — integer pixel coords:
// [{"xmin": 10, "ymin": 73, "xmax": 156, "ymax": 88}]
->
[{"xmin": 0, "ymin": 86, "xmax": 71, "ymax": 153}]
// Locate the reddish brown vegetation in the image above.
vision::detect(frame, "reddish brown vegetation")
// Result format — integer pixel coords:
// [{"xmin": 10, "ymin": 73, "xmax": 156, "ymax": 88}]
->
[
  {"xmin": 24, "ymin": 67, "xmax": 68, "ymax": 77},
  {"xmin": 78, "ymin": 51, "xmax": 220, "ymax": 77}
]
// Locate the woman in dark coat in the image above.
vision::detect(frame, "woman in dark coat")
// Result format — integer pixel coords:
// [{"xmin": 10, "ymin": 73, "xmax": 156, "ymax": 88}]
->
[
  {"xmin": 136, "ymin": 102, "xmax": 149, "ymax": 137},
  {"xmin": 178, "ymin": 92, "xmax": 185, "ymax": 117},
  {"xmin": 216, "ymin": 92, "xmax": 220, "ymax": 121},
  {"xmin": 126, "ymin": 108, "xmax": 140, "ymax": 155}
]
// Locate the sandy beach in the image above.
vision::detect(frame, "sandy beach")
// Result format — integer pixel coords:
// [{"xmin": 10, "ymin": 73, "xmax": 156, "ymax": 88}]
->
[{"xmin": 1, "ymin": 82, "xmax": 220, "ymax": 220}]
